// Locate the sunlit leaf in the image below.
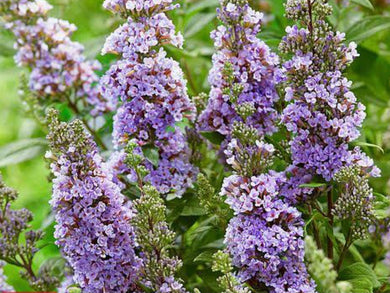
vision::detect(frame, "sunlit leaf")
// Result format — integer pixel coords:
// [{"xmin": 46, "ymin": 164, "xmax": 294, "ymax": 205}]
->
[
  {"xmin": 0, "ymin": 138, "xmax": 47, "ymax": 167},
  {"xmin": 185, "ymin": 12, "xmax": 216, "ymax": 38}
]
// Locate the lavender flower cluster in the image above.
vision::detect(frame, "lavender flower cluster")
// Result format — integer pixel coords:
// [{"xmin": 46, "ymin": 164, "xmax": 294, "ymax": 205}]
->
[
  {"xmin": 101, "ymin": 0, "xmax": 197, "ymax": 196},
  {"xmin": 0, "ymin": 0, "xmax": 110, "ymax": 116},
  {"xmin": 1, "ymin": 0, "xmax": 388, "ymax": 291},
  {"xmin": 198, "ymin": 0, "xmax": 282, "ymax": 140},
  {"xmin": 199, "ymin": 1, "xmax": 317, "ymax": 291},
  {"xmin": 46, "ymin": 110, "xmax": 141, "ymax": 293},
  {"xmin": 280, "ymin": 0, "xmax": 379, "ymax": 182},
  {"xmin": 222, "ymin": 171, "xmax": 316, "ymax": 293}
]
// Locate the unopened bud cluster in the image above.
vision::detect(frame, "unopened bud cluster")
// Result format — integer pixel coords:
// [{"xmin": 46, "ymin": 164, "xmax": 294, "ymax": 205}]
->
[
  {"xmin": 212, "ymin": 251, "xmax": 250, "ymax": 293},
  {"xmin": 132, "ymin": 185, "xmax": 188, "ymax": 293},
  {"xmin": 333, "ymin": 165, "xmax": 374, "ymax": 240}
]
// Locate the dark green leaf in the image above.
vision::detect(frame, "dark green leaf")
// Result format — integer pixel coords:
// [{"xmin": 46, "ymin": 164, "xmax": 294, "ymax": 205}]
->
[
  {"xmin": 181, "ymin": 198, "xmax": 207, "ymax": 216},
  {"xmin": 200, "ymin": 131, "xmax": 225, "ymax": 145},
  {"xmin": 373, "ymin": 192, "xmax": 390, "ymax": 219},
  {"xmin": 194, "ymin": 251, "xmax": 215, "ymax": 263},
  {"xmin": 187, "ymin": 225, "xmax": 214, "ymax": 244},
  {"xmin": 346, "ymin": 16, "xmax": 390, "ymax": 43},
  {"xmin": 202, "ymin": 238, "xmax": 225, "ymax": 249},
  {"xmin": 142, "ymin": 146, "xmax": 159, "ymax": 167},
  {"xmin": 38, "ymin": 257, "xmax": 65, "ymax": 277}
]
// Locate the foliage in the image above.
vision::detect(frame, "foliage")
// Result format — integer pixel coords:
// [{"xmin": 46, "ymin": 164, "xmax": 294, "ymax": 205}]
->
[{"xmin": 0, "ymin": 0, "xmax": 390, "ymax": 292}]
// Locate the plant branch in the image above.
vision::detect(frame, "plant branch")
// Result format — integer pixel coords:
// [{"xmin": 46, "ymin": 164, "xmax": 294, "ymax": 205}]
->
[
  {"xmin": 65, "ymin": 96, "xmax": 108, "ymax": 151},
  {"xmin": 308, "ymin": 204, "xmax": 322, "ymax": 249},
  {"xmin": 327, "ymin": 188, "xmax": 334, "ymax": 260},
  {"xmin": 336, "ymin": 228, "xmax": 353, "ymax": 272}
]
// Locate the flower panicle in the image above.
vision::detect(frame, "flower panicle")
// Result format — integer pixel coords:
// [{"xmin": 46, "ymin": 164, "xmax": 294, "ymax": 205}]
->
[
  {"xmin": 0, "ymin": 0, "xmax": 111, "ymax": 117},
  {"xmin": 198, "ymin": 0, "xmax": 281, "ymax": 159},
  {"xmin": 103, "ymin": 0, "xmax": 179, "ymax": 19},
  {"xmin": 47, "ymin": 110, "xmax": 141, "ymax": 293},
  {"xmin": 132, "ymin": 183, "xmax": 187, "ymax": 292},
  {"xmin": 280, "ymin": 0, "xmax": 379, "ymax": 184},
  {"xmin": 101, "ymin": 0, "xmax": 197, "ymax": 197}
]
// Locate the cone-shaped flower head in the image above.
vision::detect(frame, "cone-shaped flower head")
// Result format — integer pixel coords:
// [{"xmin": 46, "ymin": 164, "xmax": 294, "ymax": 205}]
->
[
  {"xmin": 0, "ymin": 0, "xmax": 110, "ymax": 116},
  {"xmin": 46, "ymin": 110, "xmax": 141, "ymax": 293},
  {"xmin": 198, "ymin": 0, "xmax": 282, "ymax": 142},
  {"xmin": 101, "ymin": 0, "xmax": 197, "ymax": 197}
]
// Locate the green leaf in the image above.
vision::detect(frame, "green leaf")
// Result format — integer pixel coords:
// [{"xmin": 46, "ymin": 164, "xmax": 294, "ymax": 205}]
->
[
  {"xmin": 194, "ymin": 251, "xmax": 215, "ymax": 263},
  {"xmin": 304, "ymin": 210, "xmax": 325, "ymax": 234},
  {"xmin": 345, "ymin": 278, "xmax": 373, "ymax": 293},
  {"xmin": 373, "ymin": 193, "xmax": 390, "ymax": 219},
  {"xmin": 38, "ymin": 256, "xmax": 65, "ymax": 277},
  {"xmin": 187, "ymin": 225, "xmax": 213, "ymax": 244},
  {"xmin": 351, "ymin": 0, "xmax": 374, "ymax": 10},
  {"xmin": 40, "ymin": 212, "xmax": 55, "ymax": 230},
  {"xmin": 200, "ymin": 131, "xmax": 225, "ymax": 145},
  {"xmin": 339, "ymin": 263, "xmax": 381, "ymax": 289},
  {"xmin": 181, "ymin": 198, "xmax": 207, "ymax": 216},
  {"xmin": 325, "ymin": 221, "xmax": 338, "ymax": 251},
  {"xmin": 346, "ymin": 16, "xmax": 390, "ymax": 43},
  {"xmin": 185, "ymin": 12, "xmax": 216, "ymax": 38},
  {"xmin": 348, "ymin": 244, "xmax": 366, "ymax": 263},
  {"xmin": 142, "ymin": 146, "xmax": 159, "ymax": 167},
  {"xmin": 0, "ymin": 32, "xmax": 14, "ymax": 57},
  {"xmin": 373, "ymin": 192, "xmax": 390, "ymax": 203},
  {"xmin": 187, "ymin": 0, "xmax": 219, "ymax": 14},
  {"xmin": 299, "ymin": 183, "xmax": 327, "ymax": 188},
  {"xmin": 202, "ymin": 238, "xmax": 225, "ymax": 249},
  {"xmin": 0, "ymin": 138, "xmax": 47, "ymax": 167},
  {"xmin": 354, "ymin": 142, "xmax": 384, "ymax": 153}
]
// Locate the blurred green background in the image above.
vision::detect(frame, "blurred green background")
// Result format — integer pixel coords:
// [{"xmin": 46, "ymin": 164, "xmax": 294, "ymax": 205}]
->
[{"xmin": 1, "ymin": 0, "xmax": 390, "ymax": 290}]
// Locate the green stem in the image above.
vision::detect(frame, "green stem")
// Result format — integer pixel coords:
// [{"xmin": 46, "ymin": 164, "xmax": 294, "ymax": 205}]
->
[
  {"xmin": 308, "ymin": 204, "xmax": 322, "ymax": 249},
  {"xmin": 66, "ymin": 96, "xmax": 108, "ymax": 151},
  {"xmin": 372, "ymin": 246, "xmax": 384, "ymax": 270},
  {"xmin": 336, "ymin": 228, "xmax": 353, "ymax": 271},
  {"xmin": 307, "ymin": 0, "xmax": 314, "ymax": 35},
  {"xmin": 183, "ymin": 60, "xmax": 199, "ymax": 95},
  {"xmin": 327, "ymin": 189, "xmax": 334, "ymax": 260}
]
